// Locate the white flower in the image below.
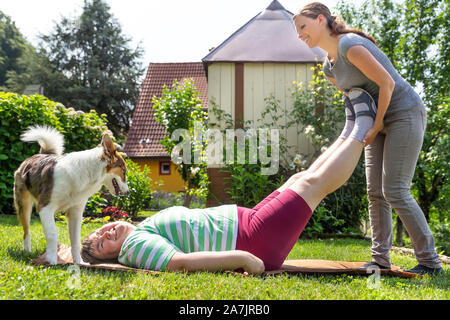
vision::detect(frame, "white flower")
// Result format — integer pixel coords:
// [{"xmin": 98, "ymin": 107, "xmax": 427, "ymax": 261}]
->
[
  {"xmin": 293, "ymin": 154, "xmax": 303, "ymax": 165},
  {"xmin": 321, "ymin": 146, "xmax": 328, "ymax": 153},
  {"xmin": 301, "ymin": 159, "xmax": 308, "ymax": 167},
  {"xmin": 304, "ymin": 125, "xmax": 314, "ymax": 135},
  {"xmin": 190, "ymin": 166, "xmax": 200, "ymax": 177}
]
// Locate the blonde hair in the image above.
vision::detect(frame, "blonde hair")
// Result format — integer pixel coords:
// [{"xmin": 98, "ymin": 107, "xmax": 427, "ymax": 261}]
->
[{"xmin": 293, "ymin": 2, "xmax": 378, "ymax": 46}]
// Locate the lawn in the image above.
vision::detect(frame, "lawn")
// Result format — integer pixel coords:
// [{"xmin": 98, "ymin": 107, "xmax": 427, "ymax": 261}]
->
[{"xmin": 0, "ymin": 214, "xmax": 448, "ymax": 300}]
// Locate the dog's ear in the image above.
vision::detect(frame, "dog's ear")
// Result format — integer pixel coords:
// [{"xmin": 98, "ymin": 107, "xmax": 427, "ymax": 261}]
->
[{"xmin": 101, "ymin": 132, "xmax": 116, "ymax": 159}]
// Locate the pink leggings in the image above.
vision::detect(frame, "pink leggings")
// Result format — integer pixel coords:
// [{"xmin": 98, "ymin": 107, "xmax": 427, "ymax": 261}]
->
[{"xmin": 235, "ymin": 189, "xmax": 313, "ymax": 271}]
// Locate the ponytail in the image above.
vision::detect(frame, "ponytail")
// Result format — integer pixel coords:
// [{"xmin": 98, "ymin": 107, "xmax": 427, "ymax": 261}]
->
[
  {"xmin": 294, "ymin": 2, "xmax": 378, "ymax": 46},
  {"xmin": 328, "ymin": 15, "xmax": 378, "ymax": 45}
]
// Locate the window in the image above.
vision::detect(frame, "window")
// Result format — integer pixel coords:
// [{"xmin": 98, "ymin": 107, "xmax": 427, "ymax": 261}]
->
[{"xmin": 160, "ymin": 161, "xmax": 171, "ymax": 175}]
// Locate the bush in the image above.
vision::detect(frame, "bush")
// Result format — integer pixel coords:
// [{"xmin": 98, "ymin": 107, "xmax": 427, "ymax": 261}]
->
[
  {"xmin": 102, "ymin": 206, "xmax": 129, "ymax": 221},
  {"xmin": 223, "ymin": 162, "xmax": 279, "ymax": 209},
  {"xmin": 208, "ymin": 99, "xmax": 285, "ymax": 209},
  {"xmin": 150, "ymin": 190, "xmax": 205, "ymax": 210},
  {"xmin": 0, "ymin": 92, "xmax": 109, "ymax": 215},
  {"xmin": 84, "ymin": 191, "xmax": 109, "ymax": 217},
  {"xmin": 110, "ymin": 159, "xmax": 158, "ymax": 217},
  {"xmin": 432, "ymin": 222, "xmax": 450, "ymax": 256}
]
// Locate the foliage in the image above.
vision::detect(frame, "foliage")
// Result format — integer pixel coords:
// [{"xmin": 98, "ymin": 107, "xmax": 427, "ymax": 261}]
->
[
  {"xmin": 37, "ymin": 0, "xmax": 144, "ymax": 139},
  {"xmin": 6, "ymin": 43, "xmax": 69, "ymax": 102},
  {"xmin": 152, "ymin": 78, "xmax": 210, "ymax": 205},
  {"xmin": 0, "ymin": 10, "xmax": 63, "ymax": 97},
  {"xmin": 110, "ymin": 159, "xmax": 158, "ymax": 217},
  {"xmin": 289, "ymin": 65, "xmax": 345, "ymax": 165},
  {"xmin": 224, "ymin": 162, "xmax": 280, "ymax": 209},
  {"xmin": 414, "ymin": 98, "xmax": 450, "ymax": 221},
  {"xmin": 0, "ymin": 11, "xmax": 30, "ymax": 88},
  {"xmin": 84, "ymin": 191, "xmax": 109, "ymax": 217},
  {"xmin": 0, "ymin": 91, "xmax": 109, "ymax": 215},
  {"xmin": 301, "ymin": 205, "xmax": 345, "ymax": 238},
  {"xmin": 102, "ymin": 206, "xmax": 129, "ymax": 221},
  {"xmin": 432, "ymin": 222, "xmax": 450, "ymax": 256},
  {"xmin": 150, "ymin": 190, "xmax": 205, "ymax": 210},
  {"xmin": 207, "ymin": 99, "xmax": 282, "ymax": 208}
]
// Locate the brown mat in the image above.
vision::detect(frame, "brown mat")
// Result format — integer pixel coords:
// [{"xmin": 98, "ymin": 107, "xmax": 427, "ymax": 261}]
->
[{"xmin": 31, "ymin": 244, "xmax": 420, "ymax": 278}]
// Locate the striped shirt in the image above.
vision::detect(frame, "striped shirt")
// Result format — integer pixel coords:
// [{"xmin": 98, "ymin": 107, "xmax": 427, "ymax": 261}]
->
[{"xmin": 118, "ymin": 204, "xmax": 238, "ymax": 271}]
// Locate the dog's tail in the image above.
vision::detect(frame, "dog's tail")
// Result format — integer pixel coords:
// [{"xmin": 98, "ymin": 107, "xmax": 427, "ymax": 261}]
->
[{"xmin": 20, "ymin": 125, "xmax": 64, "ymax": 155}]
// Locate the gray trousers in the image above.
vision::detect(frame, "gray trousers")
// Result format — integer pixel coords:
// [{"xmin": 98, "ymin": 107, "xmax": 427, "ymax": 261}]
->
[{"xmin": 365, "ymin": 104, "xmax": 441, "ymax": 268}]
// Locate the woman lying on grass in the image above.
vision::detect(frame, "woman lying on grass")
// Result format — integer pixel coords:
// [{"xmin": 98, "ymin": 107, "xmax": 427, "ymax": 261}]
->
[{"xmin": 81, "ymin": 89, "xmax": 377, "ymax": 275}]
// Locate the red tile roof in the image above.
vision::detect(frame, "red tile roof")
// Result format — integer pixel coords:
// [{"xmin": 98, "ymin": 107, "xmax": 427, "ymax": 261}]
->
[{"xmin": 124, "ymin": 62, "xmax": 208, "ymax": 157}]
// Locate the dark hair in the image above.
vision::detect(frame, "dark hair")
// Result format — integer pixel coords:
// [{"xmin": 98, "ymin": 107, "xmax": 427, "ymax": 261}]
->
[
  {"xmin": 81, "ymin": 231, "xmax": 119, "ymax": 264},
  {"xmin": 293, "ymin": 2, "xmax": 378, "ymax": 46}
]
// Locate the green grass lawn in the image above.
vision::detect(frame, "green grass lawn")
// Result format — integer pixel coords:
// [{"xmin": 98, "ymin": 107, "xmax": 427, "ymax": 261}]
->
[{"xmin": 0, "ymin": 214, "xmax": 448, "ymax": 300}]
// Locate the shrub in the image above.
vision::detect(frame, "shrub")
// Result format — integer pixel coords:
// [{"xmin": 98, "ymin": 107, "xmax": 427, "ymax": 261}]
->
[
  {"xmin": 432, "ymin": 222, "xmax": 450, "ymax": 256},
  {"xmin": 84, "ymin": 191, "xmax": 109, "ymax": 217},
  {"xmin": 150, "ymin": 190, "xmax": 205, "ymax": 210},
  {"xmin": 110, "ymin": 159, "xmax": 158, "ymax": 217},
  {"xmin": 208, "ymin": 99, "xmax": 283, "ymax": 209},
  {"xmin": 223, "ymin": 160, "xmax": 279, "ymax": 209},
  {"xmin": 0, "ymin": 92, "xmax": 109, "ymax": 214},
  {"xmin": 102, "ymin": 206, "xmax": 129, "ymax": 221}
]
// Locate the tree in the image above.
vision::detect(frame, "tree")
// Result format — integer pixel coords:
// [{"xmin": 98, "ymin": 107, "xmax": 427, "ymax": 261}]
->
[
  {"xmin": 152, "ymin": 79, "xmax": 209, "ymax": 207},
  {"xmin": 0, "ymin": 11, "xmax": 29, "ymax": 89},
  {"xmin": 6, "ymin": 44, "xmax": 70, "ymax": 98},
  {"xmin": 0, "ymin": 12, "xmax": 69, "ymax": 99},
  {"xmin": 39, "ymin": 0, "xmax": 144, "ymax": 139}
]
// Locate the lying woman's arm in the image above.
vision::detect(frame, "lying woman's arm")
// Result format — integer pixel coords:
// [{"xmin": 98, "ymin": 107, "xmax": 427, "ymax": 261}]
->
[{"xmin": 165, "ymin": 250, "xmax": 265, "ymax": 275}]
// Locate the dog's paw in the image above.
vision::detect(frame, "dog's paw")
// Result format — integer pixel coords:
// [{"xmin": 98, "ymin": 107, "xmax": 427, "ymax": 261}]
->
[
  {"xmin": 72, "ymin": 255, "xmax": 83, "ymax": 265},
  {"xmin": 45, "ymin": 255, "xmax": 58, "ymax": 265},
  {"xmin": 24, "ymin": 236, "xmax": 31, "ymax": 252}
]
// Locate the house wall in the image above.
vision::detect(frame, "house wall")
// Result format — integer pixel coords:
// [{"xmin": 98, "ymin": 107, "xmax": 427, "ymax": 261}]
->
[
  {"xmin": 131, "ymin": 157, "xmax": 187, "ymax": 193},
  {"xmin": 207, "ymin": 62, "xmax": 316, "ymax": 169}
]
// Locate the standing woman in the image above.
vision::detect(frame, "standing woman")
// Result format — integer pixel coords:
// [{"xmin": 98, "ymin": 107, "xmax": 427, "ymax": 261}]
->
[{"xmin": 292, "ymin": 2, "xmax": 442, "ymax": 275}]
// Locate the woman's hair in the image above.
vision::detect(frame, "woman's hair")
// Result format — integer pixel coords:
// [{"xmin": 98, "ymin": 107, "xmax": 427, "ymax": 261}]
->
[
  {"xmin": 293, "ymin": 2, "xmax": 378, "ymax": 46},
  {"xmin": 80, "ymin": 231, "xmax": 119, "ymax": 265}
]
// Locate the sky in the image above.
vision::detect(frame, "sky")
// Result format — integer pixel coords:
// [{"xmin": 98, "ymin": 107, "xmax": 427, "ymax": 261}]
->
[{"xmin": 1, "ymin": 0, "xmax": 363, "ymax": 65}]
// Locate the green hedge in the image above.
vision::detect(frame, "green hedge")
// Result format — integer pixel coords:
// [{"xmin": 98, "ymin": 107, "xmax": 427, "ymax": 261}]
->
[{"xmin": 0, "ymin": 91, "xmax": 109, "ymax": 214}]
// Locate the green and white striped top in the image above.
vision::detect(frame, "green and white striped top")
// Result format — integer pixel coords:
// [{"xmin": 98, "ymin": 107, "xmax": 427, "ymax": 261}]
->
[{"xmin": 118, "ymin": 204, "xmax": 238, "ymax": 271}]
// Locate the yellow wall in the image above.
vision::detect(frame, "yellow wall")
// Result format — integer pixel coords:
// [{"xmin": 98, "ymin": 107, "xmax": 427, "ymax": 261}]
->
[{"xmin": 131, "ymin": 158, "xmax": 186, "ymax": 193}]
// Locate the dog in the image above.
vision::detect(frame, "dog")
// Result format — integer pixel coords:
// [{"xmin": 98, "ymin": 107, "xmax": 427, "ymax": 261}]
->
[{"xmin": 13, "ymin": 125, "xmax": 129, "ymax": 265}]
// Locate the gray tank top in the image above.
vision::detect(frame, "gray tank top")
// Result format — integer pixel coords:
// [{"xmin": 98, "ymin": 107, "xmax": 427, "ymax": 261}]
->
[{"xmin": 323, "ymin": 33, "xmax": 423, "ymax": 119}]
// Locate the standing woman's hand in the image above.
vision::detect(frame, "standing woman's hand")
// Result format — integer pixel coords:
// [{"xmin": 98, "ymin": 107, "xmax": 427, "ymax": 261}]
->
[{"xmin": 363, "ymin": 123, "xmax": 383, "ymax": 146}]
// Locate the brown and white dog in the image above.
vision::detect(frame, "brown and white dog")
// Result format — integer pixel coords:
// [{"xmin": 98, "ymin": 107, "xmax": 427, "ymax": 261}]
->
[{"xmin": 14, "ymin": 125, "xmax": 129, "ymax": 265}]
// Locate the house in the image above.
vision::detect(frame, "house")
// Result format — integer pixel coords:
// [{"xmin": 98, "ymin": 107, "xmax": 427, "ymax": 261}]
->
[
  {"xmin": 202, "ymin": 0, "xmax": 326, "ymax": 206},
  {"xmin": 123, "ymin": 62, "xmax": 208, "ymax": 193},
  {"xmin": 124, "ymin": 0, "xmax": 326, "ymax": 205}
]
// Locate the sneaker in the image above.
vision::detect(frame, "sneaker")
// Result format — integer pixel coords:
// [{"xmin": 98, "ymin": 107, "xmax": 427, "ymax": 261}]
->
[
  {"xmin": 359, "ymin": 261, "xmax": 390, "ymax": 270},
  {"xmin": 406, "ymin": 264, "xmax": 444, "ymax": 276}
]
